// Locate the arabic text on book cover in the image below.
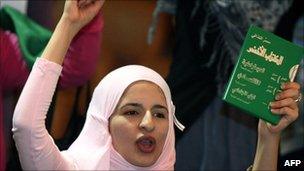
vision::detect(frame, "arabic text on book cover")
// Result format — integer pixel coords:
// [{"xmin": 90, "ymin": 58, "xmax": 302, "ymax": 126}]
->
[{"xmin": 223, "ymin": 26, "xmax": 303, "ymax": 125}]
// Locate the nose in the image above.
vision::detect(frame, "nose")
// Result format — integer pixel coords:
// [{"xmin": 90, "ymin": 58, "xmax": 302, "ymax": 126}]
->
[{"xmin": 139, "ymin": 111, "xmax": 155, "ymax": 132}]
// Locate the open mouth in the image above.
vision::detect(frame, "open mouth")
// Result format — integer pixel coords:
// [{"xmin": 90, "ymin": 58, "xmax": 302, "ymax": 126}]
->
[{"xmin": 136, "ymin": 136, "xmax": 156, "ymax": 153}]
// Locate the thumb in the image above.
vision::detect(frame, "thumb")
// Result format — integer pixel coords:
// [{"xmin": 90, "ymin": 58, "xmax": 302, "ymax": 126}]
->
[{"xmin": 266, "ymin": 117, "xmax": 289, "ymax": 133}]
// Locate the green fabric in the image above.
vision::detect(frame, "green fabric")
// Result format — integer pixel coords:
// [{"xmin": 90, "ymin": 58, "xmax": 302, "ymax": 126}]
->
[{"xmin": 0, "ymin": 5, "xmax": 52, "ymax": 69}]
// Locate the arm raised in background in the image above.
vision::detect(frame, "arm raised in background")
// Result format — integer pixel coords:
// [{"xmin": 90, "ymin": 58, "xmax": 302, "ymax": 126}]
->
[
  {"xmin": 12, "ymin": 0, "xmax": 104, "ymax": 170},
  {"xmin": 252, "ymin": 82, "xmax": 301, "ymax": 170}
]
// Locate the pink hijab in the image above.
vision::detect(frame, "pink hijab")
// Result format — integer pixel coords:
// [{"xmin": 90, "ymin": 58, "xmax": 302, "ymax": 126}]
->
[{"xmin": 64, "ymin": 65, "xmax": 184, "ymax": 170}]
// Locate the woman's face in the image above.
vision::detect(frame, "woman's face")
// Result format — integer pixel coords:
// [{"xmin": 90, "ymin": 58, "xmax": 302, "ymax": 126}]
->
[{"xmin": 109, "ymin": 81, "xmax": 169, "ymax": 167}]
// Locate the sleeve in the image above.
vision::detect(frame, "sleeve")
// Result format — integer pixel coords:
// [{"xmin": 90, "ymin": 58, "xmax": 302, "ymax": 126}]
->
[
  {"xmin": 12, "ymin": 58, "xmax": 76, "ymax": 170},
  {"xmin": 58, "ymin": 13, "xmax": 104, "ymax": 89}
]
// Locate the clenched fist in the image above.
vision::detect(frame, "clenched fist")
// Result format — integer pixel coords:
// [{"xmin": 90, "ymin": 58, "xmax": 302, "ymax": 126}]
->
[{"xmin": 61, "ymin": 0, "xmax": 105, "ymax": 34}]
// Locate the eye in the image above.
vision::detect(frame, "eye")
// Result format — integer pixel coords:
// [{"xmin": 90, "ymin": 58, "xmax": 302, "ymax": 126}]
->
[
  {"xmin": 153, "ymin": 113, "xmax": 165, "ymax": 119},
  {"xmin": 124, "ymin": 110, "xmax": 139, "ymax": 116}
]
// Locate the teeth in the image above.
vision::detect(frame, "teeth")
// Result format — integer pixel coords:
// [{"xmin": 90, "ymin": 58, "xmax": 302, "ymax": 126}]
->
[
  {"xmin": 137, "ymin": 138, "xmax": 155, "ymax": 153},
  {"xmin": 141, "ymin": 139, "xmax": 152, "ymax": 145}
]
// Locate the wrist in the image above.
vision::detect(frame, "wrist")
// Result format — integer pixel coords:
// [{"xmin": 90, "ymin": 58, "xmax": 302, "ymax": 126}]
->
[
  {"xmin": 258, "ymin": 131, "xmax": 280, "ymax": 144},
  {"xmin": 57, "ymin": 16, "xmax": 81, "ymax": 38},
  {"xmin": 41, "ymin": 17, "xmax": 78, "ymax": 65},
  {"xmin": 258, "ymin": 120, "xmax": 282, "ymax": 142}
]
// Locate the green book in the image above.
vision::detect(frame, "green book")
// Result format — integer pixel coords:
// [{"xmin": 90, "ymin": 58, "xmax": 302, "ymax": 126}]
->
[{"xmin": 223, "ymin": 25, "xmax": 304, "ymax": 125}]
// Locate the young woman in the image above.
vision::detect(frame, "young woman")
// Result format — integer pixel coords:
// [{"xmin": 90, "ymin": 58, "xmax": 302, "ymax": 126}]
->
[{"xmin": 12, "ymin": 0, "xmax": 301, "ymax": 170}]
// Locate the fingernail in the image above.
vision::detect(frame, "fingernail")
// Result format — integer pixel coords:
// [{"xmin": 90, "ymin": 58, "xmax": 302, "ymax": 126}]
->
[
  {"xmin": 269, "ymin": 102, "xmax": 273, "ymax": 107},
  {"xmin": 275, "ymin": 95, "xmax": 280, "ymax": 100},
  {"xmin": 281, "ymin": 83, "xmax": 285, "ymax": 89}
]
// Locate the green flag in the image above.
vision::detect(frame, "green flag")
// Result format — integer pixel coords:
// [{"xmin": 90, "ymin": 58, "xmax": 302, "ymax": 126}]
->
[{"xmin": 0, "ymin": 5, "xmax": 52, "ymax": 69}]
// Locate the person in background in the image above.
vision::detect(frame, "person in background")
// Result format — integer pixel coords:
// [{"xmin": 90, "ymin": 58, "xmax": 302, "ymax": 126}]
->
[
  {"xmin": 147, "ymin": 0, "xmax": 303, "ymax": 170},
  {"xmin": 279, "ymin": 14, "xmax": 304, "ymax": 171}
]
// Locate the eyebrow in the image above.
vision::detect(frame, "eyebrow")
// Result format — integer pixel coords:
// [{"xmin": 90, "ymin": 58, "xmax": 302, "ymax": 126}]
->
[
  {"xmin": 120, "ymin": 103, "xmax": 143, "ymax": 109},
  {"xmin": 152, "ymin": 104, "xmax": 168, "ymax": 113},
  {"xmin": 120, "ymin": 103, "xmax": 168, "ymax": 112}
]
